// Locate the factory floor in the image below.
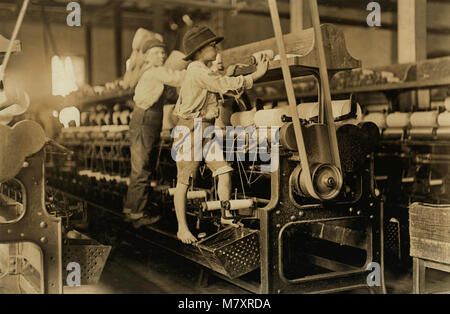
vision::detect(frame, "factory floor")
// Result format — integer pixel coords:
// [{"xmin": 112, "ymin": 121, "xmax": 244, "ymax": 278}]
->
[
  {"xmin": 63, "ymin": 240, "xmax": 450, "ymax": 295},
  {"xmin": 1, "ymin": 238, "xmax": 448, "ymax": 294}
]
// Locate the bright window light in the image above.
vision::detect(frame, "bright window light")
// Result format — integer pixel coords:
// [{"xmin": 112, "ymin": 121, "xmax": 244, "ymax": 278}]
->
[
  {"xmin": 59, "ymin": 106, "xmax": 80, "ymax": 128},
  {"xmin": 52, "ymin": 56, "xmax": 85, "ymax": 97}
]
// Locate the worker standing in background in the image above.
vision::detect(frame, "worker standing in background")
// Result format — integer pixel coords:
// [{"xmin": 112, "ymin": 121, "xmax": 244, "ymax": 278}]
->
[
  {"xmin": 124, "ymin": 38, "xmax": 186, "ymax": 229},
  {"xmin": 172, "ymin": 25, "xmax": 269, "ymax": 244}
]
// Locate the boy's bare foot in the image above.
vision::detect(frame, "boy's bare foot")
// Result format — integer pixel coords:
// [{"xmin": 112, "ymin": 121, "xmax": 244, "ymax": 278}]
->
[{"xmin": 177, "ymin": 229, "xmax": 197, "ymax": 244}]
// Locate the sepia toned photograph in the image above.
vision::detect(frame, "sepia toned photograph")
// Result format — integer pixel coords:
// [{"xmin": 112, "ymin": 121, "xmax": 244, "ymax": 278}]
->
[{"xmin": 0, "ymin": 0, "xmax": 449, "ymax": 299}]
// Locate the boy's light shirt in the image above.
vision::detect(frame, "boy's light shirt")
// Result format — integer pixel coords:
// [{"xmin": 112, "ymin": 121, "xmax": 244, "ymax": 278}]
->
[
  {"xmin": 133, "ymin": 65, "xmax": 186, "ymax": 110},
  {"xmin": 174, "ymin": 61, "xmax": 253, "ymax": 120}
]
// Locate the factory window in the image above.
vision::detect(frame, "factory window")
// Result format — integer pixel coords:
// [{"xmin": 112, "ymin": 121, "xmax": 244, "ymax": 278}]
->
[
  {"xmin": 59, "ymin": 106, "xmax": 80, "ymax": 128},
  {"xmin": 51, "ymin": 56, "xmax": 85, "ymax": 97}
]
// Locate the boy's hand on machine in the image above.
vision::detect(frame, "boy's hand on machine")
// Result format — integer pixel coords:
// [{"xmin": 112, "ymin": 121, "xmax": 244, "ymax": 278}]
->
[
  {"xmin": 226, "ymin": 64, "xmax": 238, "ymax": 76},
  {"xmin": 251, "ymin": 54, "xmax": 269, "ymax": 81},
  {"xmin": 177, "ymin": 229, "xmax": 198, "ymax": 244}
]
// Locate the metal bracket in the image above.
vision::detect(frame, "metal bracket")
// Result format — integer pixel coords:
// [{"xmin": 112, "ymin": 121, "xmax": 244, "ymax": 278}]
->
[{"xmin": 0, "ymin": 149, "xmax": 63, "ymax": 294}]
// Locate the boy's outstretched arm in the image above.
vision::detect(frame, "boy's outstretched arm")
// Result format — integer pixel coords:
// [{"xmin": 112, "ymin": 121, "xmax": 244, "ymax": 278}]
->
[
  {"xmin": 193, "ymin": 55, "xmax": 269, "ymax": 95},
  {"xmin": 155, "ymin": 67, "xmax": 186, "ymax": 88}
]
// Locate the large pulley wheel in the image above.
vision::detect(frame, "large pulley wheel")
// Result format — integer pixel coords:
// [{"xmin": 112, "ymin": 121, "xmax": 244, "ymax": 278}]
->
[
  {"xmin": 292, "ymin": 163, "xmax": 343, "ymax": 201},
  {"xmin": 310, "ymin": 163, "xmax": 343, "ymax": 200}
]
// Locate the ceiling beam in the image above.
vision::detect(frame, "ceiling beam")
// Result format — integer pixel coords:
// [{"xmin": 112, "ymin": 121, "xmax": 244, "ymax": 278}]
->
[
  {"xmin": 0, "ymin": 8, "xmax": 153, "ymax": 29},
  {"xmin": 0, "ymin": 0, "xmax": 449, "ymax": 35}
]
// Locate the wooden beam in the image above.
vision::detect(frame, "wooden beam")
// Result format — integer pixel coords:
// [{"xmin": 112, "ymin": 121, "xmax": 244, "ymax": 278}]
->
[
  {"xmin": 113, "ymin": 4, "xmax": 122, "ymax": 78},
  {"xmin": 304, "ymin": 254, "xmax": 359, "ymax": 272},
  {"xmin": 307, "ymin": 0, "xmax": 341, "ymax": 171},
  {"xmin": 398, "ymin": 0, "xmax": 429, "ymax": 110},
  {"xmin": 398, "ymin": 0, "xmax": 427, "ymax": 63},
  {"xmin": 85, "ymin": 22, "xmax": 92, "ymax": 85},
  {"xmin": 221, "ymin": 24, "xmax": 361, "ymax": 72},
  {"xmin": 290, "ymin": 0, "xmax": 303, "ymax": 33},
  {"xmin": 151, "ymin": 5, "xmax": 165, "ymax": 35},
  {"xmin": 0, "ymin": 0, "xmax": 28, "ymax": 78},
  {"xmin": 215, "ymin": 0, "xmax": 226, "ymax": 43},
  {"xmin": 413, "ymin": 257, "xmax": 426, "ymax": 294}
]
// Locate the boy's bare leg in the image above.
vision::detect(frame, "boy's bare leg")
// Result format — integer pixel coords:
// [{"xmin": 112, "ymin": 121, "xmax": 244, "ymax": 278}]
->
[
  {"xmin": 174, "ymin": 182, "xmax": 197, "ymax": 244},
  {"xmin": 217, "ymin": 173, "xmax": 235, "ymax": 225},
  {"xmin": 217, "ymin": 172, "xmax": 231, "ymax": 201}
]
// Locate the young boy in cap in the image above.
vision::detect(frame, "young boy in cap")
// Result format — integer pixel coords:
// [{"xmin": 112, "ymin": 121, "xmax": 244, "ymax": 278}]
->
[
  {"xmin": 173, "ymin": 25, "xmax": 269, "ymax": 244},
  {"xmin": 124, "ymin": 38, "xmax": 186, "ymax": 228}
]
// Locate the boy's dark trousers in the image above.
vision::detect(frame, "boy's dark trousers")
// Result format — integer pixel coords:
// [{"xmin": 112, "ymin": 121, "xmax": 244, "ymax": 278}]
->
[{"xmin": 124, "ymin": 106, "xmax": 162, "ymax": 219}]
